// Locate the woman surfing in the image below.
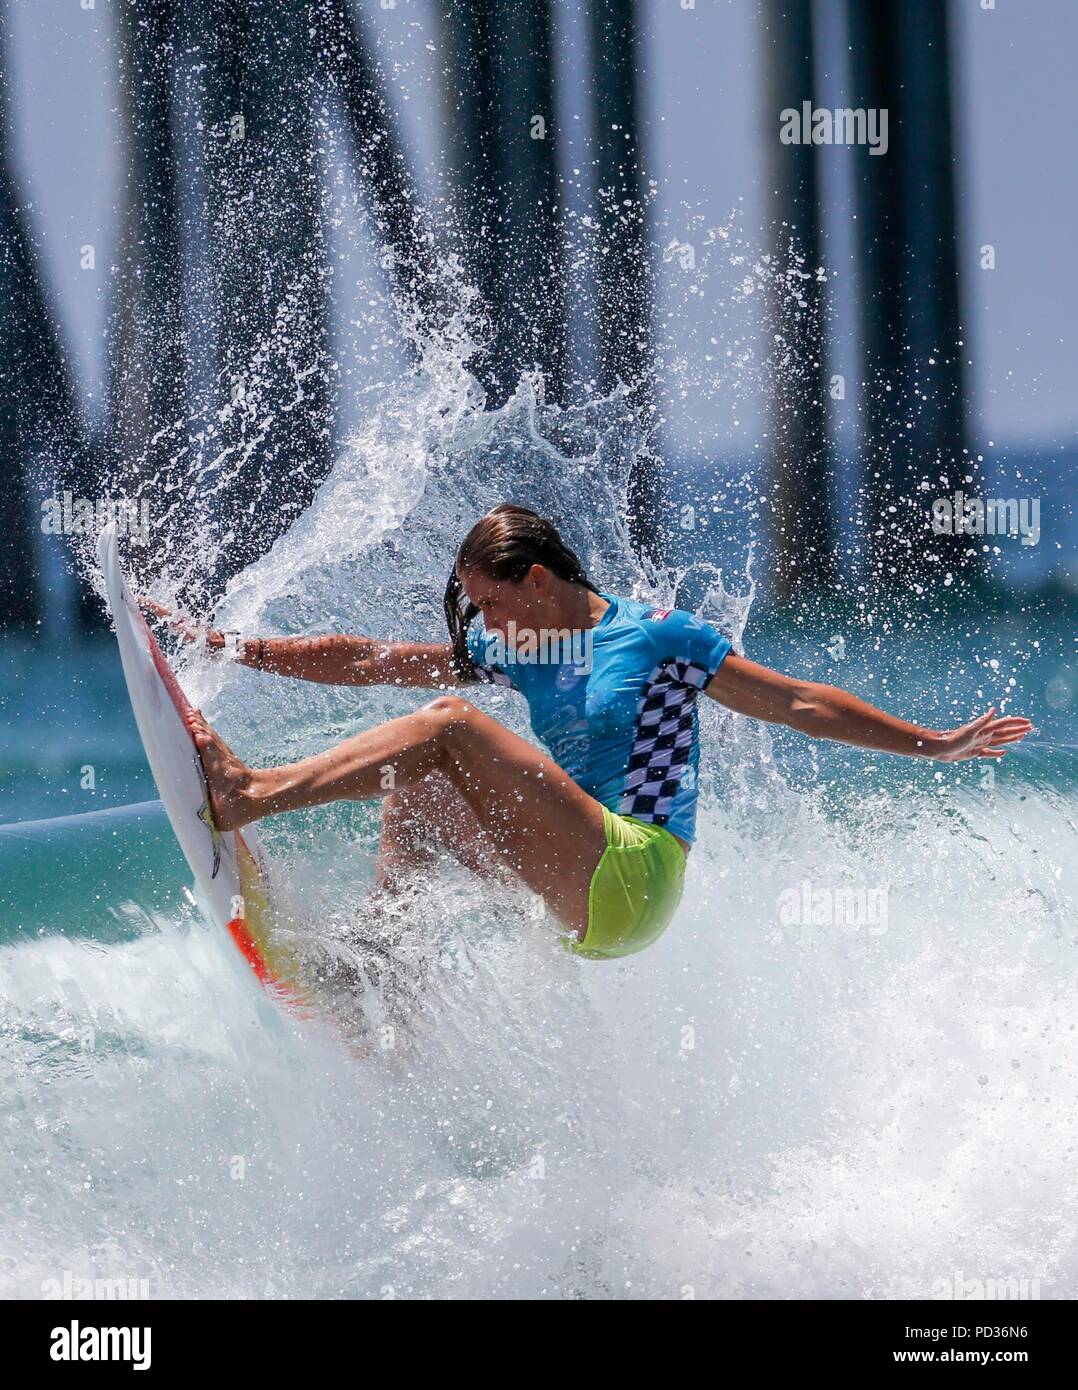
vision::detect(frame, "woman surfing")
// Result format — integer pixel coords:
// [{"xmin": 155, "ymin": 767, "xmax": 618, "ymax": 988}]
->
[{"xmin": 150, "ymin": 504, "xmax": 1032, "ymax": 959}]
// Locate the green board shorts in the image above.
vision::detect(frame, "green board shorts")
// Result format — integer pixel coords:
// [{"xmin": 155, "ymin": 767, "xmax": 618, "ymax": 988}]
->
[{"xmin": 570, "ymin": 806, "xmax": 688, "ymax": 960}]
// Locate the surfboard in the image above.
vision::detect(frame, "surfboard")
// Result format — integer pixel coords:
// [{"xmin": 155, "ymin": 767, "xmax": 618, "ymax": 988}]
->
[{"xmin": 97, "ymin": 523, "xmax": 307, "ymax": 1009}]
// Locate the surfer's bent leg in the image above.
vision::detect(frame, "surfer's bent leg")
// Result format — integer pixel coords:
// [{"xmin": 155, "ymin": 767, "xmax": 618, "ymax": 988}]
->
[
  {"xmin": 188, "ymin": 700, "xmax": 454, "ymax": 828},
  {"xmin": 187, "ymin": 698, "xmax": 607, "ymax": 937}
]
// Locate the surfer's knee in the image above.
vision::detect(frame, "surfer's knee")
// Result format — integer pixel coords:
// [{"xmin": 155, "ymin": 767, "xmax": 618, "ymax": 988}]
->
[
  {"xmin": 421, "ymin": 695, "xmax": 479, "ymax": 753},
  {"xmin": 423, "ymin": 694, "xmax": 474, "ymax": 724}
]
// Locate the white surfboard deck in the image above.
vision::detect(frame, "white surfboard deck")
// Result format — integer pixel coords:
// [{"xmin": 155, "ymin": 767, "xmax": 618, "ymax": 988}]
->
[{"xmin": 97, "ymin": 523, "xmax": 307, "ymax": 1009}]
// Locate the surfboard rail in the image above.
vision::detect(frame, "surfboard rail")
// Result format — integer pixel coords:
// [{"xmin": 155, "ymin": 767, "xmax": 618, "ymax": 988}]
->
[{"xmin": 97, "ymin": 523, "xmax": 308, "ymax": 1008}]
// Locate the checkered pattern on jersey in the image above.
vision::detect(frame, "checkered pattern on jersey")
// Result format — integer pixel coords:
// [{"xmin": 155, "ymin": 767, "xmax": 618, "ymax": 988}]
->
[{"xmin": 618, "ymin": 656, "xmax": 714, "ymax": 825}]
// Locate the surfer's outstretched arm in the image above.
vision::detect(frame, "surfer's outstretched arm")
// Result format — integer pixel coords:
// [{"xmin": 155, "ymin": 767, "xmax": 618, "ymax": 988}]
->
[
  {"xmin": 704, "ymin": 654, "xmax": 1032, "ymax": 763},
  {"xmin": 232, "ymin": 635, "xmax": 463, "ymax": 689},
  {"xmin": 138, "ymin": 601, "xmax": 462, "ymax": 689}
]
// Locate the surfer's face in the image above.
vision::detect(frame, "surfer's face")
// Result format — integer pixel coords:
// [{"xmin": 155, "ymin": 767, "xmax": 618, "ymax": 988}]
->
[{"xmin": 459, "ymin": 566, "xmax": 550, "ymax": 642}]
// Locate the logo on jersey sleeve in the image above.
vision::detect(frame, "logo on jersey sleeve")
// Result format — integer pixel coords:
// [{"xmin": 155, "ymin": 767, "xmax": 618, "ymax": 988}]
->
[{"xmin": 648, "ymin": 608, "xmax": 673, "ymax": 621}]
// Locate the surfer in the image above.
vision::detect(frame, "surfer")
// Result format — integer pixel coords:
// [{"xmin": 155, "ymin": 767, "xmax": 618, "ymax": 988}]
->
[{"xmin": 153, "ymin": 505, "xmax": 1032, "ymax": 959}]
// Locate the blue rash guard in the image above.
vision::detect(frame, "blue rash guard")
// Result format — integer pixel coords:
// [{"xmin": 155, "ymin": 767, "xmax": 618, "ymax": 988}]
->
[{"xmin": 466, "ymin": 594, "xmax": 733, "ymax": 845}]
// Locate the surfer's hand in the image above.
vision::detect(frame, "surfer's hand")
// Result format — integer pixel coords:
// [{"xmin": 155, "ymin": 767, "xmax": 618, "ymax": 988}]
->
[
  {"xmin": 138, "ymin": 597, "xmax": 227, "ymax": 652},
  {"xmin": 933, "ymin": 708, "xmax": 1033, "ymax": 762}
]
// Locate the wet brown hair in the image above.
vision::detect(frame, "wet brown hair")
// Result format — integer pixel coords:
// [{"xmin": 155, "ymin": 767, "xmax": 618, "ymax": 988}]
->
[{"xmin": 444, "ymin": 504, "xmax": 598, "ymax": 682}]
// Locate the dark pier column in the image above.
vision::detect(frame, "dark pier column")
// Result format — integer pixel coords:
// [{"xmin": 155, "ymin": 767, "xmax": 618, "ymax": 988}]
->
[
  {"xmin": 760, "ymin": 0, "xmax": 836, "ymax": 600},
  {"xmin": 0, "ymin": 14, "xmax": 101, "ymax": 630},
  {"xmin": 0, "ymin": 179, "xmax": 41, "ymax": 631},
  {"xmin": 846, "ymin": 0, "xmax": 979, "ymax": 588},
  {"xmin": 438, "ymin": 0, "xmax": 567, "ymax": 407},
  {"xmin": 108, "ymin": 0, "xmax": 188, "ymax": 575},
  {"xmin": 182, "ymin": 0, "xmax": 333, "ymax": 587},
  {"xmin": 588, "ymin": 0, "xmax": 658, "ymax": 563}
]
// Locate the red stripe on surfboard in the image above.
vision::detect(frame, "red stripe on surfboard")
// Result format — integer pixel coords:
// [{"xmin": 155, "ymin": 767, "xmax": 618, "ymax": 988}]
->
[
  {"xmin": 227, "ymin": 916, "xmax": 273, "ymax": 983},
  {"xmin": 227, "ymin": 918, "xmax": 307, "ymax": 1009},
  {"xmin": 134, "ymin": 602, "xmax": 198, "ymax": 722}
]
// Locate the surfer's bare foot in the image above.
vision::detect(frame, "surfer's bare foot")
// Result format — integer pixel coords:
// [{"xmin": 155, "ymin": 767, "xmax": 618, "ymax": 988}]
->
[{"xmin": 185, "ymin": 709, "xmax": 256, "ymax": 831}]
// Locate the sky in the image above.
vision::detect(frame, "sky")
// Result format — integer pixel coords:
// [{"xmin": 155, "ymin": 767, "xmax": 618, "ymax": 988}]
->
[{"xmin": 6, "ymin": 0, "xmax": 1076, "ymax": 461}]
